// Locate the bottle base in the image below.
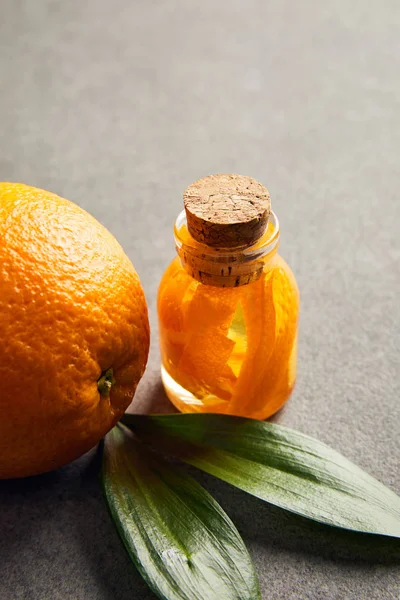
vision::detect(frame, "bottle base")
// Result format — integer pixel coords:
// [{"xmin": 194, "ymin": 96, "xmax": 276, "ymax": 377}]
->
[
  {"xmin": 161, "ymin": 365, "xmax": 230, "ymax": 413},
  {"xmin": 161, "ymin": 364, "xmax": 294, "ymax": 420}
]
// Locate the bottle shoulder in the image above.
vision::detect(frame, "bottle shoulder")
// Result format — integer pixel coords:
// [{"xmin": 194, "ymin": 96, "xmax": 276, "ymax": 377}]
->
[
  {"xmin": 158, "ymin": 253, "xmax": 299, "ymax": 307},
  {"xmin": 271, "ymin": 255, "xmax": 300, "ymax": 300}
]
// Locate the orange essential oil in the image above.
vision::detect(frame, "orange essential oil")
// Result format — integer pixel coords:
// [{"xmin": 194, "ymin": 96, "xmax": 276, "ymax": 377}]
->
[{"xmin": 158, "ymin": 174, "xmax": 299, "ymax": 420}]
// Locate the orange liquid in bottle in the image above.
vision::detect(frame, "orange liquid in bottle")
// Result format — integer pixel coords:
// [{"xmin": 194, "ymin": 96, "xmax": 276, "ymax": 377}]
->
[{"xmin": 158, "ymin": 217, "xmax": 299, "ymax": 420}]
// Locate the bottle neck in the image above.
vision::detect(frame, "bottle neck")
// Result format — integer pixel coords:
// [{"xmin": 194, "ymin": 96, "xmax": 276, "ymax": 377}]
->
[{"xmin": 174, "ymin": 211, "xmax": 280, "ymax": 288}]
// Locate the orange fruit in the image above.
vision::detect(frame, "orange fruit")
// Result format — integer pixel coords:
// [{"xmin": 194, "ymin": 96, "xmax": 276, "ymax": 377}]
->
[{"xmin": 0, "ymin": 183, "xmax": 150, "ymax": 479}]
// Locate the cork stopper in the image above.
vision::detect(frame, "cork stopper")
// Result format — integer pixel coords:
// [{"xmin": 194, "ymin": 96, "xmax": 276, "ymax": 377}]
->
[{"xmin": 183, "ymin": 174, "xmax": 271, "ymax": 249}]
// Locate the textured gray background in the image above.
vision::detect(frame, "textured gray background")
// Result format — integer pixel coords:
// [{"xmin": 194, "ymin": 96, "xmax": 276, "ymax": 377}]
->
[{"xmin": 0, "ymin": 1, "xmax": 399, "ymax": 599}]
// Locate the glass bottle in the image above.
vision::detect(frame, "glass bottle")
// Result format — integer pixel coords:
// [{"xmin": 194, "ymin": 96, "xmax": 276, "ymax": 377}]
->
[{"xmin": 158, "ymin": 174, "xmax": 299, "ymax": 420}]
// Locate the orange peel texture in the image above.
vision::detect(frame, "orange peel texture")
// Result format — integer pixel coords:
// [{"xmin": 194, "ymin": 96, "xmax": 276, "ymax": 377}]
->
[{"xmin": 0, "ymin": 183, "xmax": 150, "ymax": 478}]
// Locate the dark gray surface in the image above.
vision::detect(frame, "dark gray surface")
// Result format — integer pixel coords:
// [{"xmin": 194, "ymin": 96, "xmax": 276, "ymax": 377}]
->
[{"xmin": 0, "ymin": 1, "xmax": 399, "ymax": 599}]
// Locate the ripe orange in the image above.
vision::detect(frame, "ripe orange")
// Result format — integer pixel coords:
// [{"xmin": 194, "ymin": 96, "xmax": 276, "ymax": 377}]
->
[{"xmin": 0, "ymin": 183, "xmax": 150, "ymax": 479}]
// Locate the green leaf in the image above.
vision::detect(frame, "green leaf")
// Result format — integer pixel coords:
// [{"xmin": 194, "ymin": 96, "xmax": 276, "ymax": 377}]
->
[
  {"xmin": 122, "ymin": 413, "xmax": 400, "ymax": 539},
  {"xmin": 102, "ymin": 424, "xmax": 260, "ymax": 600}
]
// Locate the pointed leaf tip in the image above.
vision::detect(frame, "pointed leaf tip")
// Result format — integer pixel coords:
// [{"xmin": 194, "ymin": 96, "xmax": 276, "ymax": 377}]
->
[{"xmin": 102, "ymin": 424, "xmax": 260, "ymax": 600}]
